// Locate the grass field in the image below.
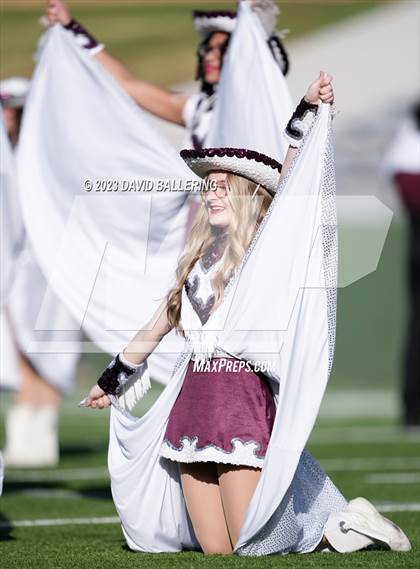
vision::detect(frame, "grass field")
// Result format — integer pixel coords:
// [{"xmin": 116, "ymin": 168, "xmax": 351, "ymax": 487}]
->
[
  {"xmin": 1, "ymin": 211, "xmax": 416, "ymax": 568},
  {"xmin": 1, "ymin": 216, "xmax": 417, "ymax": 568},
  {"xmin": 1, "ymin": 396, "xmax": 419, "ymax": 568}
]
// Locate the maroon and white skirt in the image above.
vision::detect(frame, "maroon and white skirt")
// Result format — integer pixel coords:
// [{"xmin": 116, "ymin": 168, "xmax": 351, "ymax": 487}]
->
[{"xmin": 159, "ymin": 357, "xmax": 276, "ymax": 468}]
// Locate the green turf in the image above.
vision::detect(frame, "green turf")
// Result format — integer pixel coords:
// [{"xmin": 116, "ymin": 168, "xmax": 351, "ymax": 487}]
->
[
  {"xmin": 1, "ymin": 210, "xmax": 413, "ymax": 568},
  {"xmin": 1, "ymin": 529, "xmax": 419, "ymax": 569},
  {"xmin": 1, "ymin": 407, "xmax": 419, "ymax": 568},
  {"xmin": 334, "ymin": 219, "xmax": 407, "ymax": 387},
  {"xmin": 1, "ymin": 1, "xmax": 386, "ymax": 83}
]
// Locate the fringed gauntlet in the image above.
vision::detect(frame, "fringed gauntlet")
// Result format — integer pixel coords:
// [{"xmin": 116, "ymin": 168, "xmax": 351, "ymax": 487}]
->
[
  {"xmin": 285, "ymin": 97, "xmax": 319, "ymax": 148},
  {"xmin": 97, "ymin": 353, "xmax": 147, "ymax": 395},
  {"xmin": 63, "ymin": 19, "xmax": 104, "ymax": 56},
  {"xmin": 97, "ymin": 353, "xmax": 151, "ymax": 412}
]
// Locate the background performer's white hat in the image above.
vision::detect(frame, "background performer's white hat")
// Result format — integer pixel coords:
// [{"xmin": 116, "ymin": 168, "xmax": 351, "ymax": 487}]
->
[
  {"xmin": 193, "ymin": 10, "xmax": 237, "ymax": 39},
  {"xmin": 0, "ymin": 77, "xmax": 30, "ymax": 108}
]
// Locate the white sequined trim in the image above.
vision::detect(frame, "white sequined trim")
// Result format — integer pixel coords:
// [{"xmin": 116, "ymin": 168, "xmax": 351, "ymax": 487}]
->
[{"xmin": 160, "ymin": 436, "xmax": 265, "ymax": 468}]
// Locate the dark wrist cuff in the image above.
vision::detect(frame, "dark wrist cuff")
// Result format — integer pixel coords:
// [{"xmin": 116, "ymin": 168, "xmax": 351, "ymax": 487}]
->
[
  {"xmin": 285, "ymin": 97, "xmax": 319, "ymax": 147},
  {"xmin": 97, "ymin": 354, "xmax": 137, "ymax": 395},
  {"xmin": 63, "ymin": 18, "xmax": 102, "ymax": 53}
]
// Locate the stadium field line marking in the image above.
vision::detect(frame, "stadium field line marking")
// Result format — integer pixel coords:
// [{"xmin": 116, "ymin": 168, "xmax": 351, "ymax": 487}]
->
[
  {"xmin": 0, "ymin": 516, "xmax": 119, "ymax": 529},
  {"xmin": 376, "ymin": 503, "xmax": 420, "ymax": 513},
  {"xmin": 310, "ymin": 427, "xmax": 420, "ymax": 444},
  {"xmin": 4, "ymin": 457, "xmax": 420, "ymax": 483},
  {"xmin": 5, "ymin": 466, "xmax": 108, "ymax": 482},
  {"xmin": 19, "ymin": 488, "xmax": 86, "ymax": 499},
  {"xmin": 2, "ymin": 504, "xmax": 420, "ymax": 530},
  {"xmin": 321, "ymin": 456, "xmax": 420, "ymax": 471},
  {"xmin": 366, "ymin": 472, "xmax": 420, "ymax": 484}
]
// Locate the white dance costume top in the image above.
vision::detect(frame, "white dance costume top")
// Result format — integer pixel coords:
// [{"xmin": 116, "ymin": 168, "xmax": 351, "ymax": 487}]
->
[
  {"xmin": 182, "ymin": 91, "xmax": 216, "ymax": 150},
  {"xmin": 185, "ymin": 235, "xmax": 227, "ymax": 325}
]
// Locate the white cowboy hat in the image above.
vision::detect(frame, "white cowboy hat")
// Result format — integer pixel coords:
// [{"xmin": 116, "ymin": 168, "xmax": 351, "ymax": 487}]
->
[
  {"xmin": 0, "ymin": 77, "xmax": 30, "ymax": 108},
  {"xmin": 193, "ymin": 1, "xmax": 281, "ymax": 40},
  {"xmin": 193, "ymin": 10, "xmax": 237, "ymax": 39},
  {"xmin": 180, "ymin": 147, "xmax": 282, "ymax": 195}
]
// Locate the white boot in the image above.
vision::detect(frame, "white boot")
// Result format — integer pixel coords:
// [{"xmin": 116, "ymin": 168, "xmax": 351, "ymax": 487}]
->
[
  {"xmin": 324, "ymin": 497, "xmax": 411, "ymax": 553},
  {"xmin": 3, "ymin": 403, "xmax": 59, "ymax": 467},
  {"xmin": 32, "ymin": 405, "xmax": 60, "ymax": 466},
  {"xmin": 3, "ymin": 403, "xmax": 33, "ymax": 466}
]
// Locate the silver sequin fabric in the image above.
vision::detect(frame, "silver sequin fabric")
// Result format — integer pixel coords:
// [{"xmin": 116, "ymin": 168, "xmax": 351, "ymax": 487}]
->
[{"xmin": 235, "ymin": 449, "xmax": 347, "ymax": 556}]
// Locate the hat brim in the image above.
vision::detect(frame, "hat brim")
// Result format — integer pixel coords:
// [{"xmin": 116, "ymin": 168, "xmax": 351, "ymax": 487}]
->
[
  {"xmin": 180, "ymin": 148, "xmax": 282, "ymax": 195},
  {"xmin": 193, "ymin": 11, "xmax": 237, "ymax": 39}
]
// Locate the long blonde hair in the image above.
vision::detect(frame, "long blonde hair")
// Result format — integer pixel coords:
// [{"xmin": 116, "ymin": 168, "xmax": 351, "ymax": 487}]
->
[{"xmin": 166, "ymin": 172, "xmax": 272, "ymax": 332}]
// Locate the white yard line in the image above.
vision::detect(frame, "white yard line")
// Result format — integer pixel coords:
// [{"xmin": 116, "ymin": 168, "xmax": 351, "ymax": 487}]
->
[
  {"xmin": 4, "ymin": 466, "xmax": 109, "ymax": 482},
  {"xmin": 2, "ymin": 503, "xmax": 419, "ymax": 529},
  {"xmin": 318, "ymin": 390, "xmax": 398, "ymax": 419},
  {"xmin": 0, "ymin": 516, "xmax": 119, "ymax": 529},
  {"xmin": 310, "ymin": 426, "xmax": 420, "ymax": 444},
  {"xmin": 62, "ymin": 390, "xmax": 400, "ymax": 420},
  {"xmin": 3, "ymin": 457, "xmax": 419, "ymax": 483},
  {"xmin": 366, "ymin": 472, "xmax": 420, "ymax": 485},
  {"xmin": 376, "ymin": 503, "xmax": 420, "ymax": 513},
  {"xmin": 19, "ymin": 488, "xmax": 86, "ymax": 499},
  {"xmin": 321, "ymin": 456, "xmax": 420, "ymax": 472}
]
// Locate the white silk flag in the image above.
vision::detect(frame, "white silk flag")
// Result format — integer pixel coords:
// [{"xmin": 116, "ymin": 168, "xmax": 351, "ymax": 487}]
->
[
  {"xmin": 16, "ymin": 25, "xmax": 197, "ymax": 382},
  {"xmin": 207, "ymin": 0, "xmax": 293, "ymax": 159},
  {"xmin": 0, "ymin": 114, "xmax": 24, "ymax": 303},
  {"xmin": 1, "ymin": 112, "xmax": 82, "ymax": 393},
  {"xmin": 1, "ymin": 115, "xmax": 24, "ymax": 391}
]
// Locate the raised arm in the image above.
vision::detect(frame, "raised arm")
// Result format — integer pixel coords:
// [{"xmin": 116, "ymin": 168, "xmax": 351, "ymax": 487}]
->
[
  {"xmin": 94, "ymin": 51, "xmax": 188, "ymax": 125},
  {"xmin": 83, "ymin": 298, "xmax": 173, "ymax": 409},
  {"xmin": 279, "ymin": 70, "xmax": 334, "ymax": 182},
  {"xmin": 46, "ymin": 0, "xmax": 188, "ymax": 125}
]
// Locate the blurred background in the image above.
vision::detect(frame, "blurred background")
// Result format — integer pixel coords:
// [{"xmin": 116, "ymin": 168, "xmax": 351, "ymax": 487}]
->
[{"xmin": 0, "ymin": 1, "xmax": 419, "ymax": 567}]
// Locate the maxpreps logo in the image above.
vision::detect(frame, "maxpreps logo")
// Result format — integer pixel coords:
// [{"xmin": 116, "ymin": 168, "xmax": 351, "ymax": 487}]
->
[{"xmin": 192, "ymin": 358, "xmax": 275, "ymax": 374}]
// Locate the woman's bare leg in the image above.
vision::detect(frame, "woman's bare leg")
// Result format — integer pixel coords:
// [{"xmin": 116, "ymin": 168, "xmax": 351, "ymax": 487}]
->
[
  {"xmin": 16, "ymin": 353, "xmax": 60, "ymax": 406},
  {"xmin": 217, "ymin": 464, "xmax": 262, "ymax": 548},
  {"xmin": 179, "ymin": 462, "xmax": 233, "ymax": 554}
]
